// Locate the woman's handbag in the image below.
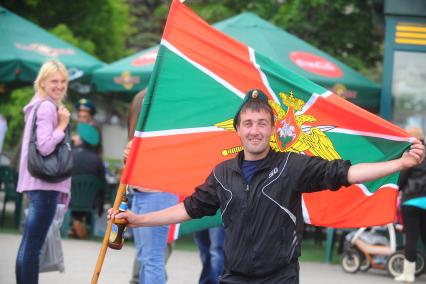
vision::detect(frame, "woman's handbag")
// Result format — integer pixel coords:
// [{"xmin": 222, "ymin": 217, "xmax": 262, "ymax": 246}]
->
[{"xmin": 27, "ymin": 102, "xmax": 73, "ymax": 182}]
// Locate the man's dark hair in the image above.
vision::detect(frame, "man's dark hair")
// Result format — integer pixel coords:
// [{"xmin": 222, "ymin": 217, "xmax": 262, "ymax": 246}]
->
[{"xmin": 234, "ymin": 90, "xmax": 275, "ymax": 129}]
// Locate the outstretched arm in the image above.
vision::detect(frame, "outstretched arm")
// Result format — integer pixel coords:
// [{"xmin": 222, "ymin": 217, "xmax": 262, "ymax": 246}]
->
[
  {"xmin": 347, "ymin": 139, "xmax": 424, "ymax": 184},
  {"xmin": 108, "ymin": 202, "xmax": 191, "ymax": 228}
]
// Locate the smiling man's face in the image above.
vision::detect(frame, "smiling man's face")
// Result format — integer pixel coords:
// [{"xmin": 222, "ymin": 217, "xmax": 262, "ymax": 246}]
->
[{"xmin": 236, "ymin": 108, "xmax": 274, "ymax": 161}]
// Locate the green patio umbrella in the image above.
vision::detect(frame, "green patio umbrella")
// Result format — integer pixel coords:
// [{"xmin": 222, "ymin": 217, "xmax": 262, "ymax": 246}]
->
[
  {"xmin": 92, "ymin": 12, "xmax": 380, "ymax": 111},
  {"xmin": 91, "ymin": 45, "xmax": 157, "ymax": 99},
  {"xmin": 0, "ymin": 6, "xmax": 104, "ymax": 91}
]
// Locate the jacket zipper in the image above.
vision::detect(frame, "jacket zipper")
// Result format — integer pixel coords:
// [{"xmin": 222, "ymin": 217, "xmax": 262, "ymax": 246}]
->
[{"xmin": 244, "ymin": 181, "xmax": 255, "ymax": 269}]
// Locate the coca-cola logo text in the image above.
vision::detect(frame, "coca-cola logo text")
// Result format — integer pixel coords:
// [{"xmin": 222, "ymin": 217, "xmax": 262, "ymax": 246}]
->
[
  {"xmin": 132, "ymin": 49, "xmax": 158, "ymax": 66},
  {"xmin": 290, "ymin": 51, "xmax": 342, "ymax": 78}
]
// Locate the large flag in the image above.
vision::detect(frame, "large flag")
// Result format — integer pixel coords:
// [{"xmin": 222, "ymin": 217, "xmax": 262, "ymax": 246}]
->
[{"xmin": 122, "ymin": 0, "xmax": 413, "ymax": 229}]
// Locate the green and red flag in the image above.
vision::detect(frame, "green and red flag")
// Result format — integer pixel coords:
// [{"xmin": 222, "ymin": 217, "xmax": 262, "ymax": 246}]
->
[{"xmin": 122, "ymin": 0, "xmax": 413, "ymax": 231}]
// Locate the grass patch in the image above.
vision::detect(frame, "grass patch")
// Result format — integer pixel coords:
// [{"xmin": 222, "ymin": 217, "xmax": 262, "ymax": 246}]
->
[
  {"xmin": 300, "ymin": 238, "xmax": 341, "ymax": 264},
  {"xmin": 174, "ymin": 234, "xmax": 198, "ymax": 252}
]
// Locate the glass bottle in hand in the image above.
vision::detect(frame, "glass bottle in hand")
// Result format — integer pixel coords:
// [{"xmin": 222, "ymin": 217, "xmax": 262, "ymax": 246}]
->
[{"xmin": 108, "ymin": 196, "xmax": 128, "ymax": 250}]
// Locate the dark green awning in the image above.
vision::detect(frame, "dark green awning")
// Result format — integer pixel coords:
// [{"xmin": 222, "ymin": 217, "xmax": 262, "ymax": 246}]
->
[{"xmin": 0, "ymin": 6, "xmax": 104, "ymax": 89}]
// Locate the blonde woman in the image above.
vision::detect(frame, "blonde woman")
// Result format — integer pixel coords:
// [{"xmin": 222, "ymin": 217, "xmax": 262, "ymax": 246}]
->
[{"xmin": 15, "ymin": 60, "xmax": 71, "ymax": 284}]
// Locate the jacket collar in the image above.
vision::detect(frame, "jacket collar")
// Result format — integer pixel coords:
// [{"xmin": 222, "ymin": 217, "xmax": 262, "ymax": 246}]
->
[{"xmin": 229, "ymin": 148, "xmax": 278, "ymax": 173}]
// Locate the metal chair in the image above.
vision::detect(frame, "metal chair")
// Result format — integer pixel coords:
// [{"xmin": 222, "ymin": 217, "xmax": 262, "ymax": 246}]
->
[
  {"xmin": 0, "ymin": 165, "xmax": 22, "ymax": 227},
  {"xmin": 61, "ymin": 175, "xmax": 104, "ymax": 239}
]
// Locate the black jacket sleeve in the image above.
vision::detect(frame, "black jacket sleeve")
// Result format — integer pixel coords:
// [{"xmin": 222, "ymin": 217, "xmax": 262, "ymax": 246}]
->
[
  {"xmin": 291, "ymin": 154, "xmax": 351, "ymax": 193},
  {"xmin": 183, "ymin": 170, "xmax": 220, "ymax": 219}
]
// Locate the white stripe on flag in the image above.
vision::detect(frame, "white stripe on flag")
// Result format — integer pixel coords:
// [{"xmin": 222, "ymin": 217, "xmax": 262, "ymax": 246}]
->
[
  {"xmin": 301, "ymin": 197, "xmax": 311, "ymax": 224},
  {"xmin": 134, "ymin": 126, "xmax": 226, "ymax": 138},
  {"xmin": 161, "ymin": 39, "xmax": 245, "ymax": 100},
  {"xmin": 356, "ymin": 183, "xmax": 399, "ymax": 197},
  {"xmin": 298, "ymin": 93, "xmax": 320, "ymax": 115},
  {"xmin": 248, "ymin": 47, "xmax": 280, "ymax": 103},
  {"xmin": 328, "ymin": 128, "xmax": 414, "ymax": 143},
  {"xmin": 173, "ymin": 223, "xmax": 180, "ymax": 240}
]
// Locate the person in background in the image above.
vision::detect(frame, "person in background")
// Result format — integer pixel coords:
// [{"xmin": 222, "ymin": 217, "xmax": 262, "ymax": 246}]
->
[
  {"xmin": 194, "ymin": 226, "xmax": 225, "ymax": 284},
  {"xmin": 15, "ymin": 60, "xmax": 71, "ymax": 284},
  {"xmin": 110, "ymin": 89, "xmax": 425, "ymax": 284},
  {"xmin": 69, "ymin": 123, "xmax": 105, "ymax": 239},
  {"xmin": 74, "ymin": 98, "xmax": 102, "ymax": 156},
  {"xmin": 395, "ymin": 126, "xmax": 426, "ymax": 283},
  {"xmin": 75, "ymin": 98, "xmax": 97, "ymax": 125},
  {"xmin": 71, "ymin": 123, "xmax": 104, "ymax": 180},
  {"xmin": 125, "ymin": 89, "xmax": 178, "ymax": 284}
]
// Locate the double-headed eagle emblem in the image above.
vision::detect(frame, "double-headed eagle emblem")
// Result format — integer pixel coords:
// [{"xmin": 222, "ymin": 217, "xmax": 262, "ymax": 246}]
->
[{"xmin": 215, "ymin": 91, "xmax": 341, "ymax": 161}]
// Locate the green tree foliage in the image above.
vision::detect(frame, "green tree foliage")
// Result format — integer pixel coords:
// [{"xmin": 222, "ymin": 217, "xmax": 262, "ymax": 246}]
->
[
  {"xmin": 2, "ymin": 0, "xmax": 132, "ymax": 62},
  {"xmin": 190, "ymin": 0, "xmax": 279, "ymax": 21},
  {"xmin": 49, "ymin": 24, "xmax": 96, "ymax": 55},
  {"xmin": 271, "ymin": 0, "xmax": 383, "ymax": 73},
  {"xmin": 126, "ymin": 0, "xmax": 169, "ymax": 50},
  {"xmin": 0, "ymin": 88, "xmax": 33, "ymax": 152}
]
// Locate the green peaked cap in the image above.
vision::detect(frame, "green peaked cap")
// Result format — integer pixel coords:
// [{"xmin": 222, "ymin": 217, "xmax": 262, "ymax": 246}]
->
[
  {"xmin": 233, "ymin": 89, "xmax": 269, "ymax": 130},
  {"xmin": 75, "ymin": 98, "xmax": 96, "ymax": 115}
]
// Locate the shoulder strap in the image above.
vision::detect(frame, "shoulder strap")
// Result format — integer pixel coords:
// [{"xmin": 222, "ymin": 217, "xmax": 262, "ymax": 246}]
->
[
  {"xmin": 30, "ymin": 100, "xmax": 68, "ymax": 144},
  {"xmin": 30, "ymin": 102, "xmax": 43, "ymax": 143}
]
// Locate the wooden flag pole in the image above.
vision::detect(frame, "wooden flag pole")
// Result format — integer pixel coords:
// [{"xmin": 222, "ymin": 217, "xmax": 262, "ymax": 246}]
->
[
  {"xmin": 91, "ymin": 182, "xmax": 127, "ymax": 284},
  {"xmin": 92, "ymin": 0, "xmax": 187, "ymax": 282}
]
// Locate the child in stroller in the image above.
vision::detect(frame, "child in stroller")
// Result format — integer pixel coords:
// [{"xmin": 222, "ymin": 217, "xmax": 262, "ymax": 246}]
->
[{"xmin": 341, "ymin": 224, "xmax": 425, "ymax": 277}]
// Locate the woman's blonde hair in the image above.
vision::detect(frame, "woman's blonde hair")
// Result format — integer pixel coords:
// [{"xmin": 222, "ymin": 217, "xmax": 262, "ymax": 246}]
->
[
  {"xmin": 406, "ymin": 126, "xmax": 424, "ymax": 140},
  {"xmin": 34, "ymin": 60, "xmax": 69, "ymax": 101}
]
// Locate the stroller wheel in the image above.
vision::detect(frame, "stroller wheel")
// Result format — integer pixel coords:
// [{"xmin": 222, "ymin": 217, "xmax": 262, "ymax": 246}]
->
[
  {"xmin": 414, "ymin": 251, "xmax": 425, "ymax": 276},
  {"xmin": 341, "ymin": 249, "xmax": 361, "ymax": 273},
  {"xmin": 359, "ymin": 255, "xmax": 371, "ymax": 272},
  {"xmin": 387, "ymin": 251, "xmax": 405, "ymax": 277},
  {"xmin": 386, "ymin": 251, "xmax": 426, "ymax": 277}
]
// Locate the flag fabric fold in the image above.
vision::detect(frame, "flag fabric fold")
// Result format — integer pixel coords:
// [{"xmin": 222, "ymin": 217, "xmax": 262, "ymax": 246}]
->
[{"xmin": 122, "ymin": 0, "xmax": 412, "ymax": 230}]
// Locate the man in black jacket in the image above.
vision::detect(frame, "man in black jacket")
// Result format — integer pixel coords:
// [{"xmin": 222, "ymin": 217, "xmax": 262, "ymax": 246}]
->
[{"xmin": 110, "ymin": 89, "xmax": 425, "ymax": 283}]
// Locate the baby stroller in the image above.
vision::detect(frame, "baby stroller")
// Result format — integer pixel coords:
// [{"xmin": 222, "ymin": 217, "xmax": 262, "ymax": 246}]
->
[{"xmin": 340, "ymin": 223, "xmax": 425, "ymax": 277}]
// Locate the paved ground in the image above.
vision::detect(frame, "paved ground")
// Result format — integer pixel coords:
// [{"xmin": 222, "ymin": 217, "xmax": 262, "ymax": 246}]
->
[{"xmin": 1, "ymin": 233, "xmax": 425, "ymax": 284}]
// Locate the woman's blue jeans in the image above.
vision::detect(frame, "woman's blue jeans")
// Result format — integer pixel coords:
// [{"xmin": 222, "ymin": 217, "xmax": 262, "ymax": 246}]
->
[
  {"xmin": 131, "ymin": 191, "xmax": 178, "ymax": 284},
  {"xmin": 16, "ymin": 190, "xmax": 59, "ymax": 284}
]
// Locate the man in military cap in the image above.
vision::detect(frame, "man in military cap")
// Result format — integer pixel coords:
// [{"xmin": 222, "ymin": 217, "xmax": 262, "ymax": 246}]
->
[
  {"xmin": 110, "ymin": 89, "xmax": 425, "ymax": 283},
  {"xmin": 70, "ymin": 123, "xmax": 105, "ymax": 238},
  {"xmin": 75, "ymin": 98, "xmax": 102, "ymax": 156},
  {"xmin": 76, "ymin": 98, "xmax": 97, "ymax": 124}
]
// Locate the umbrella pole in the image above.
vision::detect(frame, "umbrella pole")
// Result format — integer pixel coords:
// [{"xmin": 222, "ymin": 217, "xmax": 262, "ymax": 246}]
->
[{"xmin": 91, "ymin": 182, "xmax": 127, "ymax": 284}]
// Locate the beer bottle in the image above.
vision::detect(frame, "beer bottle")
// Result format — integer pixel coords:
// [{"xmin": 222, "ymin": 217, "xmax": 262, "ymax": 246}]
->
[{"xmin": 108, "ymin": 196, "xmax": 128, "ymax": 250}]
